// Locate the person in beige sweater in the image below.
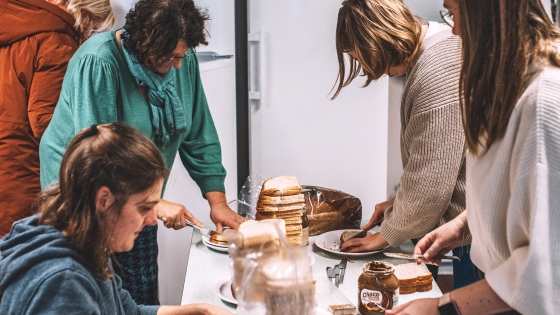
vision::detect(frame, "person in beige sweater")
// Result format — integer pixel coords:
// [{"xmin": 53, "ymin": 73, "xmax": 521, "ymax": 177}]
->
[
  {"xmin": 333, "ymin": 0, "xmax": 475, "ymax": 289},
  {"xmin": 390, "ymin": 0, "xmax": 560, "ymax": 314}
]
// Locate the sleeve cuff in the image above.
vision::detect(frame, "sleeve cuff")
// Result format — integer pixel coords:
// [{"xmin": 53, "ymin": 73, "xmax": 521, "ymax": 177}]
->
[
  {"xmin": 197, "ymin": 176, "xmax": 226, "ymax": 198},
  {"xmin": 379, "ymin": 220, "xmax": 411, "ymax": 247}
]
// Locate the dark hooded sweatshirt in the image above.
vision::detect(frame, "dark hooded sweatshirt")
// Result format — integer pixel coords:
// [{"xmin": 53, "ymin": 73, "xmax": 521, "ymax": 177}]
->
[
  {"xmin": 0, "ymin": 0, "xmax": 79, "ymax": 237},
  {"xmin": 0, "ymin": 215, "xmax": 160, "ymax": 314}
]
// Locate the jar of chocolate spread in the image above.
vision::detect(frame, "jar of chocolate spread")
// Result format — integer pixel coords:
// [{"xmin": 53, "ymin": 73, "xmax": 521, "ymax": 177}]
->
[{"xmin": 358, "ymin": 261, "xmax": 399, "ymax": 315}]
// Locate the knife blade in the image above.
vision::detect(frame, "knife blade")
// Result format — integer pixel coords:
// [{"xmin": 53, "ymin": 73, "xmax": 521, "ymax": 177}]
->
[
  {"xmin": 333, "ymin": 266, "xmax": 341, "ymax": 288},
  {"xmin": 384, "ymin": 252, "xmax": 460, "ymax": 261},
  {"xmin": 185, "ymin": 220, "xmax": 213, "ymax": 238},
  {"xmin": 338, "ymin": 258, "xmax": 347, "ymax": 284}
]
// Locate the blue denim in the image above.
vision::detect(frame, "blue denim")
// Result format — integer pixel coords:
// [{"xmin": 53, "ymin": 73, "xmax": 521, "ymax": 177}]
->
[{"xmin": 452, "ymin": 245, "xmax": 477, "ymax": 289}]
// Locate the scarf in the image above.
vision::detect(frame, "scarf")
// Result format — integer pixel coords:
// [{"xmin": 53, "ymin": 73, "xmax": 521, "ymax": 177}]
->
[{"xmin": 121, "ymin": 31, "xmax": 187, "ymax": 147}]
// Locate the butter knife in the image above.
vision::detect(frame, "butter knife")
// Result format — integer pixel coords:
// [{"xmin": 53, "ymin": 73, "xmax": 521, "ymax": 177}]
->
[
  {"xmin": 185, "ymin": 220, "xmax": 213, "ymax": 238},
  {"xmin": 384, "ymin": 252, "xmax": 460, "ymax": 261}
]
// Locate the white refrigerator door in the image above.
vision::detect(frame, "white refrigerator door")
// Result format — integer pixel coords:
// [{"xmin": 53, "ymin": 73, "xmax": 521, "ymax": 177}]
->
[{"xmin": 248, "ymin": 0, "xmax": 389, "ymax": 218}]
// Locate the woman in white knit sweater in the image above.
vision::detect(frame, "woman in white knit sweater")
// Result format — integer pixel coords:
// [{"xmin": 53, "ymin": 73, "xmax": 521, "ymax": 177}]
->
[
  {"xmin": 333, "ymin": 0, "xmax": 476, "ymax": 289},
  {"xmin": 389, "ymin": 0, "xmax": 560, "ymax": 314}
]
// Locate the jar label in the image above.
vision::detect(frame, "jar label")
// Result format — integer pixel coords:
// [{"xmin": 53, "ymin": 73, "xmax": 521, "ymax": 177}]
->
[{"xmin": 360, "ymin": 288, "xmax": 392, "ymax": 312}]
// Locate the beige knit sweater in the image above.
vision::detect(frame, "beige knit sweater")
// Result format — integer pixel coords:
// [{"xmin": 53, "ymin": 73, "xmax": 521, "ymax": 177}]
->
[
  {"xmin": 468, "ymin": 65, "xmax": 560, "ymax": 314},
  {"xmin": 380, "ymin": 27, "xmax": 472, "ymax": 246}
]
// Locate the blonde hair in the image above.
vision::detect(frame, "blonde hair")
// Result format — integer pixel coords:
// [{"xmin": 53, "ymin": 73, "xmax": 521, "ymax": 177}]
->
[
  {"xmin": 55, "ymin": 0, "xmax": 114, "ymax": 37},
  {"xmin": 331, "ymin": 0, "xmax": 422, "ymax": 99}
]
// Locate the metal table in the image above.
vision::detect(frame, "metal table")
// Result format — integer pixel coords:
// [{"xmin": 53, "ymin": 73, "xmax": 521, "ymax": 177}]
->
[{"xmin": 181, "ymin": 222, "xmax": 442, "ymax": 312}]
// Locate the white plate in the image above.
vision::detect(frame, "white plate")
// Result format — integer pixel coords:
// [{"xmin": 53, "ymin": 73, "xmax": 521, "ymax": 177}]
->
[
  {"xmin": 202, "ymin": 236, "xmax": 229, "ymax": 252},
  {"xmin": 315, "ymin": 229, "xmax": 388, "ymax": 257},
  {"xmin": 214, "ymin": 279, "xmax": 237, "ymax": 305}
]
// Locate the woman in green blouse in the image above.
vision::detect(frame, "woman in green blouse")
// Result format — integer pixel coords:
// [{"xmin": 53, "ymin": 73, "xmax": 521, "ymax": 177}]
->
[{"xmin": 39, "ymin": 0, "xmax": 245, "ymax": 305}]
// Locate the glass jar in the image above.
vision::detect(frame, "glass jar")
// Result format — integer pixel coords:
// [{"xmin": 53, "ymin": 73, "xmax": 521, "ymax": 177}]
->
[{"xmin": 357, "ymin": 261, "xmax": 399, "ymax": 315}]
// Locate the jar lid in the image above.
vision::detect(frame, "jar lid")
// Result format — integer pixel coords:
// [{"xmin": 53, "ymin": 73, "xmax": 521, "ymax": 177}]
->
[{"xmin": 362, "ymin": 261, "xmax": 395, "ymax": 275}]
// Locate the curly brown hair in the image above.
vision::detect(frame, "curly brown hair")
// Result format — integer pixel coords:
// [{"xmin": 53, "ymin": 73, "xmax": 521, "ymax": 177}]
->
[{"xmin": 122, "ymin": 0, "xmax": 210, "ymax": 70}]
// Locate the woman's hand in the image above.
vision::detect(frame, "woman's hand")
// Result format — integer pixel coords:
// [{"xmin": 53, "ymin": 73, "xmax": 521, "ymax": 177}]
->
[
  {"xmin": 385, "ymin": 298, "xmax": 440, "ymax": 315},
  {"xmin": 155, "ymin": 199, "xmax": 203, "ymax": 230},
  {"xmin": 414, "ymin": 212, "xmax": 468, "ymax": 265},
  {"xmin": 206, "ymin": 192, "xmax": 248, "ymax": 233},
  {"xmin": 339, "ymin": 232, "xmax": 390, "ymax": 253},
  {"xmin": 362, "ymin": 199, "xmax": 394, "ymax": 231}
]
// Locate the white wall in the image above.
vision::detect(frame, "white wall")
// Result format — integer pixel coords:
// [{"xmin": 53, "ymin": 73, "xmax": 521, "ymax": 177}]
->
[{"xmin": 248, "ymin": 0, "xmax": 389, "ymax": 220}]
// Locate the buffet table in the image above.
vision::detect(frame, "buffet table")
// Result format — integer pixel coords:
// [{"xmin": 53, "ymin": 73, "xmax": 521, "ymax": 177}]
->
[{"xmin": 181, "ymin": 221, "xmax": 442, "ymax": 312}]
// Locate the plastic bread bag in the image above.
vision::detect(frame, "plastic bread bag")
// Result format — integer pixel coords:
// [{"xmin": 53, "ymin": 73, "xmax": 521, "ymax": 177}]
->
[
  {"xmin": 235, "ymin": 172, "xmax": 268, "ymax": 220},
  {"xmin": 302, "ymin": 186, "xmax": 362, "ymax": 235},
  {"xmin": 224, "ymin": 219, "xmax": 316, "ymax": 315}
]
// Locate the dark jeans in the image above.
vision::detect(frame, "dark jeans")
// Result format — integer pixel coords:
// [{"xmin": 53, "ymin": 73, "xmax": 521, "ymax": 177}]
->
[{"xmin": 411, "ymin": 240, "xmax": 476, "ymax": 289}]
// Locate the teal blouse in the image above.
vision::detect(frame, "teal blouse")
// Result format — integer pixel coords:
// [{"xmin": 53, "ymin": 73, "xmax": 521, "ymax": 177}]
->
[{"xmin": 40, "ymin": 30, "xmax": 226, "ymax": 196}]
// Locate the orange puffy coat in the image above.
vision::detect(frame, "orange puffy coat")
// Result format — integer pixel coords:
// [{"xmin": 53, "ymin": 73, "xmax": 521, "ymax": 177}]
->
[{"xmin": 0, "ymin": 0, "xmax": 79, "ymax": 236}]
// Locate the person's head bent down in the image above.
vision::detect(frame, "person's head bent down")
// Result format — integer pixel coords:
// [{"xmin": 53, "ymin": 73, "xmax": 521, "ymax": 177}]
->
[
  {"xmin": 332, "ymin": 0, "xmax": 424, "ymax": 99},
  {"xmin": 121, "ymin": 0, "xmax": 210, "ymax": 74},
  {"xmin": 38, "ymin": 122, "xmax": 168, "ymax": 279}
]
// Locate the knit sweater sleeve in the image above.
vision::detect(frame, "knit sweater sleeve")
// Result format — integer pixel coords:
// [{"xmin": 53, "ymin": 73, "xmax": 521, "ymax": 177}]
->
[
  {"xmin": 480, "ymin": 68, "xmax": 560, "ymax": 315},
  {"xmin": 380, "ymin": 38, "xmax": 466, "ymax": 246},
  {"xmin": 177, "ymin": 55, "xmax": 226, "ymax": 197}
]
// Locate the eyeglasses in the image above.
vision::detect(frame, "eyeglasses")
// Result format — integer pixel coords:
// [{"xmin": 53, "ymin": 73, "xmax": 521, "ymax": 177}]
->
[
  {"xmin": 164, "ymin": 48, "xmax": 197, "ymax": 64},
  {"xmin": 440, "ymin": 7, "xmax": 456, "ymax": 28}
]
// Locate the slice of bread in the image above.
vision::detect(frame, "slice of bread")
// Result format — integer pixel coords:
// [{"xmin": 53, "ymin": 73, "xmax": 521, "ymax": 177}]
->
[
  {"xmin": 399, "ymin": 286, "xmax": 416, "ymax": 295},
  {"xmin": 238, "ymin": 219, "xmax": 285, "ymax": 247},
  {"xmin": 255, "ymin": 214, "xmax": 302, "ymax": 224},
  {"xmin": 285, "ymin": 224, "xmax": 302, "ymax": 232},
  {"xmin": 399, "ymin": 278, "xmax": 433, "ymax": 288},
  {"xmin": 394, "ymin": 263, "xmax": 432, "ymax": 281},
  {"xmin": 415, "ymin": 283, "xmax": 433, "ymax": 292},
  {"xmin": 260, "ymin": 176, "xmax": 302, "ymax": 196},
  {"xmin": 339, "ymin": 231, "xmax": 372, "ymax": 244},
  {"xmin": 259, "ymin": 194, "xmax": 305, "ymax": 205},
  {"xmin": 256, "ymin": 202, "xmax": 305, "ymax": 212}
]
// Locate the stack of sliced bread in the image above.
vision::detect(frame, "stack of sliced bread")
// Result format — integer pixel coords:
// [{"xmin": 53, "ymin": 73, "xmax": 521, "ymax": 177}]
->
[
  {"xmin": 394, "ymin": 263, "xmax": 433, "ymax": 294},
  {"xmin": 255, "ymin": 176, "xmax": 304, "ymax": 245}
]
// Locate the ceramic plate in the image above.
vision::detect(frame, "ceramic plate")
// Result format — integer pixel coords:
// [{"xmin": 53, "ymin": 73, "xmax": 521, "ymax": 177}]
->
[
  {"xmin": 202, "ymin": 236, "xmax": 229, "ymax": 252},
  {"xmin": 315, "ymin": 229, "xmax": 388, "ymax": 257},
  {"xmin": 214, "ymin": 279, "xmax": 237, "ymax": 305}
]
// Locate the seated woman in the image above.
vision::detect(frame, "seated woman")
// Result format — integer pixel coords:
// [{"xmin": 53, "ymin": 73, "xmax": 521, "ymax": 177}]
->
[{"xmin": 0, "ymin": 123, "xmax": 233, "ymax": 315}]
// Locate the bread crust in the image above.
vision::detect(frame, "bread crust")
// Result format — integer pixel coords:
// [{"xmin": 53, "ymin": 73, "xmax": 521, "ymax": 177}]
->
[{"xmin": 259, "ymin": 194, "xmax": 305, "ymax": 205}]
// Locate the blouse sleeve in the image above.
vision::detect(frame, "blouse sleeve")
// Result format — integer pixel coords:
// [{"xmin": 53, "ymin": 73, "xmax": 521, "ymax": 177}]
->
[
  {"xmin": 68, "ymin": 54, "xmax": 120, "ymax": 132},
  {"xmin": 177, "ymin": 55, "xmax": 227, "ymax": 198}
]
